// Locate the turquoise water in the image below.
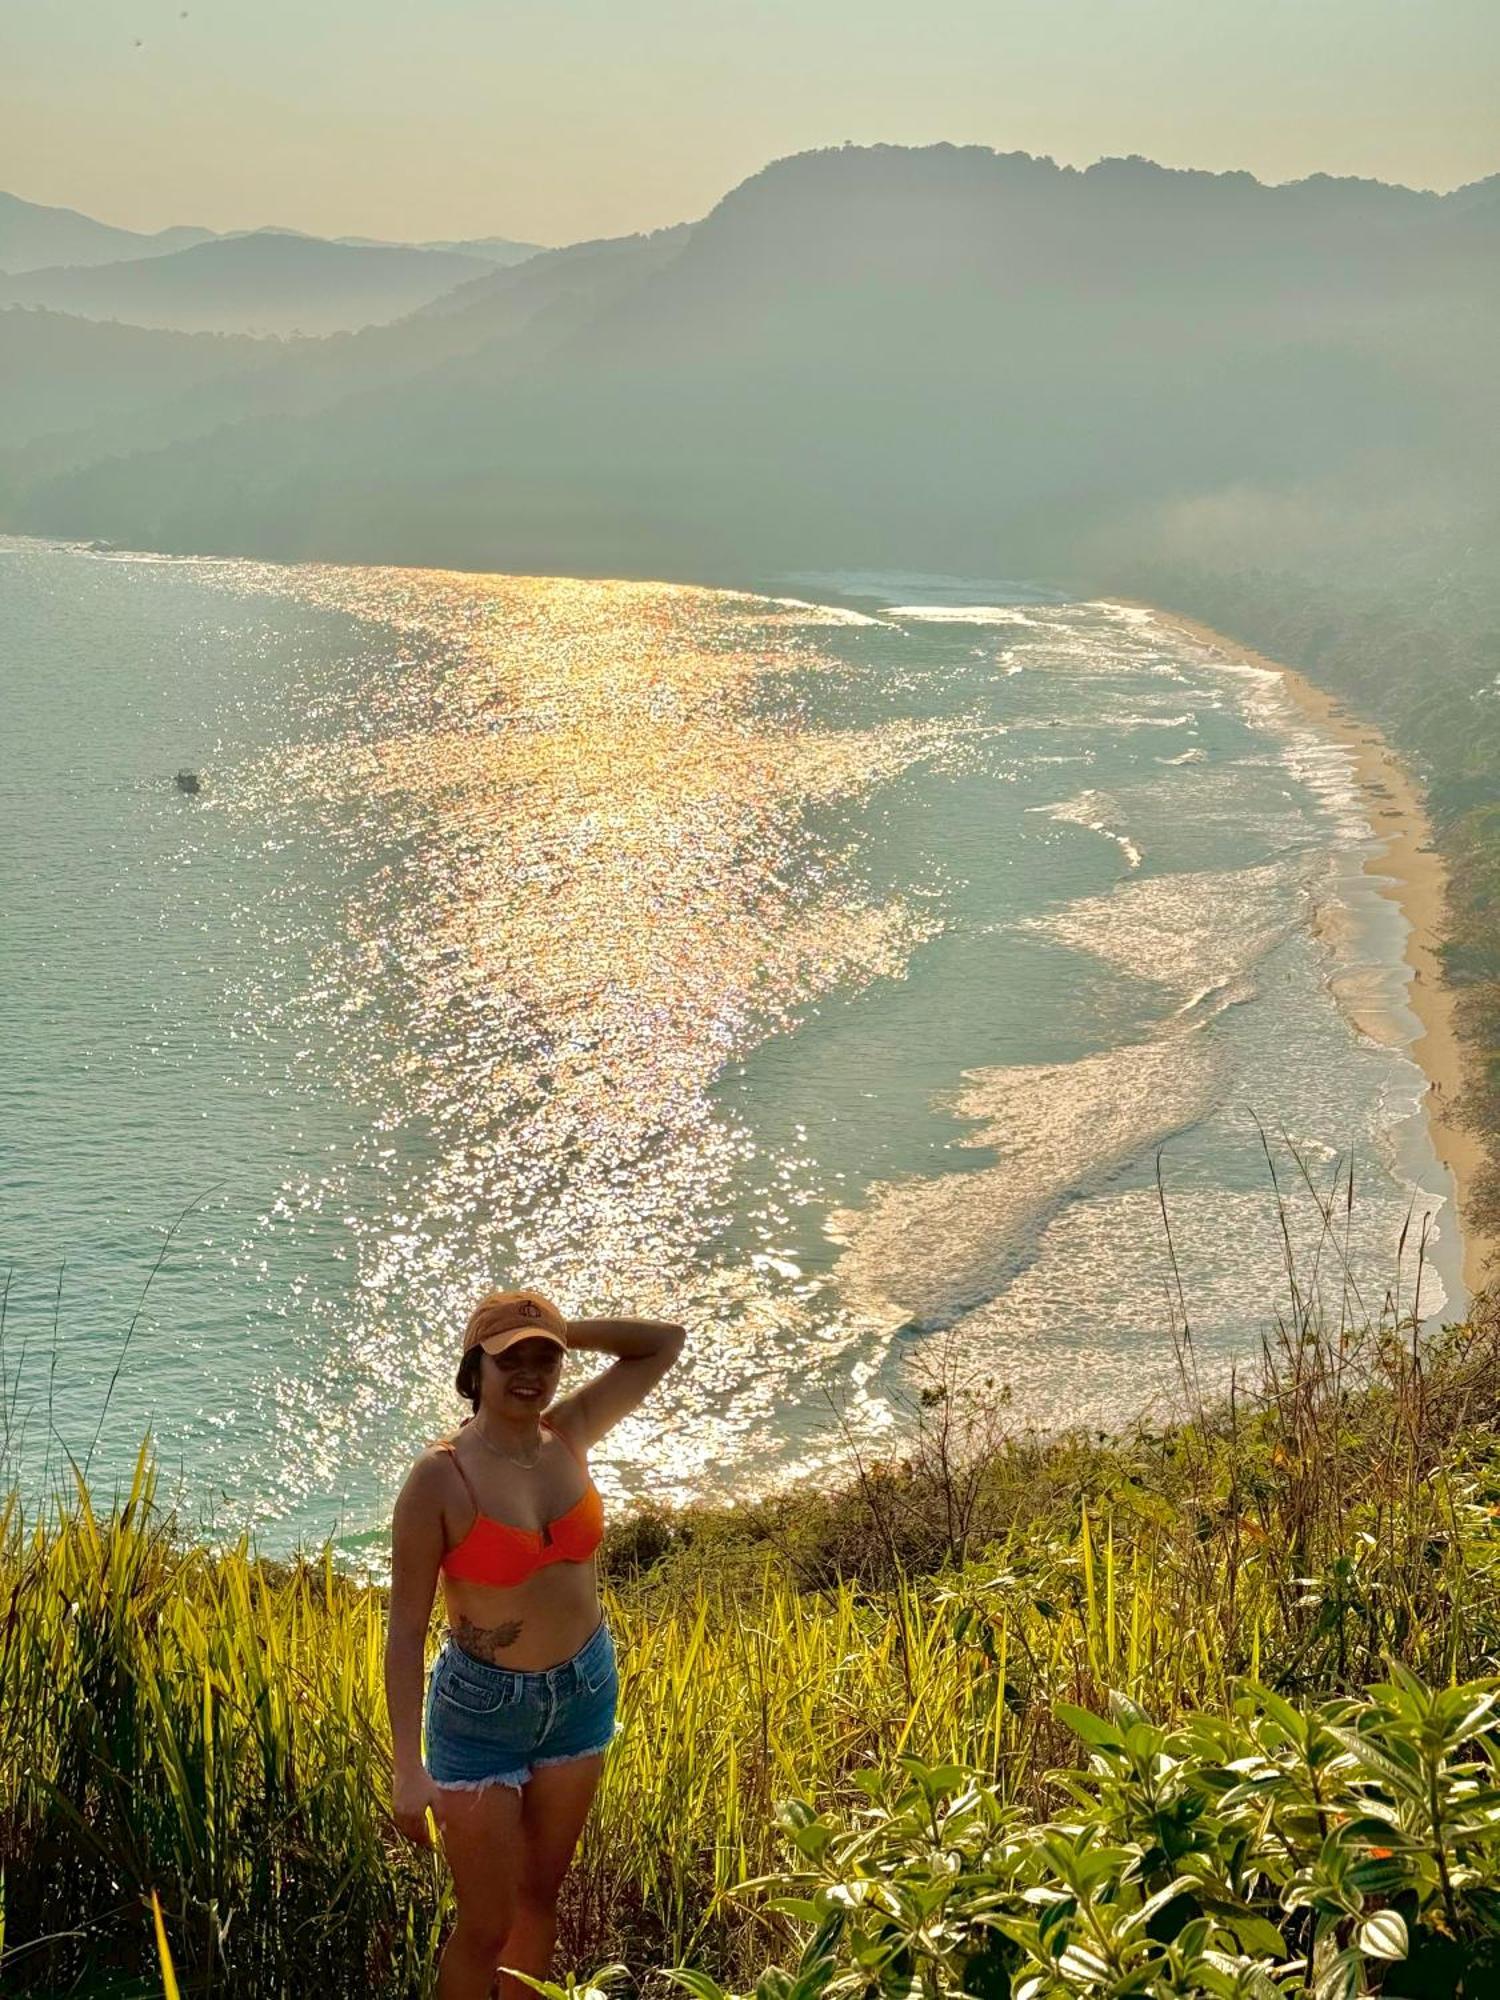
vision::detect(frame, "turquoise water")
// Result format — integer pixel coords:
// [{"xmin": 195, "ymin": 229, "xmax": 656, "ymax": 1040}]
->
[{"xmin": 0, "ymin": 539, "xmax": 1461, "ymax": 1556}]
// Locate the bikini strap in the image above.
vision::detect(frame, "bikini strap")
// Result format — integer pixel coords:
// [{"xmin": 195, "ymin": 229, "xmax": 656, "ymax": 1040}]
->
[{"xmin": 434, "ymin": 1436, "xmax": 480, "ymax": 1508}]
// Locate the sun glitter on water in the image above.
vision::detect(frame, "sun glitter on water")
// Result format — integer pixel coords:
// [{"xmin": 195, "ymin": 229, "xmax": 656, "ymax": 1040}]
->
[
  {"xmin": 0, "ymin": 542, "xmax": 1458, "ymax": 1554},
  {"xmin": 211, "ymin": 564, "xmax": 954, "ymax": 1509}
]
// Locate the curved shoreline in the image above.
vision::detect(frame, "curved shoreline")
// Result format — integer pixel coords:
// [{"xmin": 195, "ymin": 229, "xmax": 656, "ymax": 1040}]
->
[{"xmin": 1136, "ymin": 605, "xmax": 1493, "ymax": 1302}]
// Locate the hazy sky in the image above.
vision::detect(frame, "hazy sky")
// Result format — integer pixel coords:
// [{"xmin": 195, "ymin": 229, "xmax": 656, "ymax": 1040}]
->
[{"xmin": 4, "ymin": 0, "xmax": 1497, "ymax": 245}]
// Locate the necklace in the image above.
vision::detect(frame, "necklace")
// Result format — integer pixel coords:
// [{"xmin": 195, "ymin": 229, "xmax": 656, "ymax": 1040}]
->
[{"xmin": 467, "ymin": 1420, "xmax": 544, "ymax": 1468}]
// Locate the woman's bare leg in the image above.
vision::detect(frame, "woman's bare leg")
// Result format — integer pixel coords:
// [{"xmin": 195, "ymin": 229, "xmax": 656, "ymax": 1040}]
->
[
  {"xmin": 434, "ymin": 1781, "xmax": 526, "ymax": 2000},
  {"xmin": 495, "ymin": 1754, "xmax": 606, "ymax": 2000}
]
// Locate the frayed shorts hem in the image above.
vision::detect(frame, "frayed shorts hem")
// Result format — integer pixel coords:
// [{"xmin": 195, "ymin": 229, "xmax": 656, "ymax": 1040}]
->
[
  {"xmin": 530, "ymin": 1732, "xmax": 615, "ymax": 1771},
  {"xmin": 430, "ymin": 1770, "xmax": 526, "ymax": 1794},
  {"xmin": 429, "ymin": 1731, "xmax": 614, "ymax": 1794}
]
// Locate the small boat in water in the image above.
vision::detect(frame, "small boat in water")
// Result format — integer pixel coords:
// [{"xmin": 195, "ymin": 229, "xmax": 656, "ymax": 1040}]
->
[{"xmin": 175, "ymin": 769, "xmax": 201, "ymax": 795}]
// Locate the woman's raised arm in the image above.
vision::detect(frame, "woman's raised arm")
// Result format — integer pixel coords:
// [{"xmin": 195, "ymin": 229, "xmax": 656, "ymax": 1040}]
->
[{"xmin": 548, "ymin": 1317, "xmax": 686, "ymax": 1451}]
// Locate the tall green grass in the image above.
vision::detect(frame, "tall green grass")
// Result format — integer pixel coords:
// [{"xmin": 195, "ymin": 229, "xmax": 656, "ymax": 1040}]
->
[{"xmin": 3, "ymin": 1177, "xmax": 1498, "ymax": 1994}]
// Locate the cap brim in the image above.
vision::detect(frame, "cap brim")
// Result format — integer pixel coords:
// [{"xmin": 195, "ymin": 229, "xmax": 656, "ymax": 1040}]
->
[{"xmin": 478, "ymin": 1327, "xmax": 567, "ymax": 1356}]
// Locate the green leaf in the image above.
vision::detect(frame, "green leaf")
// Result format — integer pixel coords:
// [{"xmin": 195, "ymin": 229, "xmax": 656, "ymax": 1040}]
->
[
  {"xmin": 1435, "ymin": 1691, "xmax": 1499, "ymax": 1744},
  {"xmin": 1357, "ymin": 1909, "xmax": 1408, "ymax": 1961},
  {"xmin": 1121, "ymin": 1875, "xmax": 1199, "ymax": 1936},
  {"xmin": 1332, "ymin": 1813, "xmax": 1407, "ymax": 1846},
  {"xmin": 1240, "ymin": 1680, "xmax": 1306, "ymax": 1743},
  {"xmin": 665, "ymin": 1974, "xmax": 731, "ymax": 2000},
  {"xmin": 1224, "ymin": 1911, "xmax": 1292, "ymax": 1958},
  {"xmin": 1108, "ymin": 1690, "xmax": 1154, "ymax": 1734},
  {"xmin": 825, "ymin": 1881, "xmax": 880, "ymax": 1910},
  {"xmin": 1054, "ymin": 1702, "xmax": 1125, "ymax": 1751},
  {"xmin": 1312, "ymin": 1946, "xmax": 1361, "ymax": 2000},
  {"xmin": 1379, "ymin": 1660, "xmax": 1432, "ymax": 1709},
  {"xmin": 1057, "ymin": 1943, "xmax": 1112, "ymax": 1981},
  {"xmin": 1324, "ymin": 1727, "xmax": 1425, "ymax": 1801},
  {"xmin": 1345, "ymin": 1859, "xmax": 1411, "ymax": 1899}
]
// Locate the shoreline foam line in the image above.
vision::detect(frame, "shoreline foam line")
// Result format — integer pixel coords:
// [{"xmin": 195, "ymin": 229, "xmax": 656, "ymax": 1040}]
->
[{"xmin": 1130, "ymin": 603, "xmax": 1494, "ymax": 1300}]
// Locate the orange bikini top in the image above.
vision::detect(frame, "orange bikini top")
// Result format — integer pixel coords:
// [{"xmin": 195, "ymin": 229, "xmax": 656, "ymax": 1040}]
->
[{"xmin": 437, "ymin": 1417, "xmax": 605, "ymax": 1587}]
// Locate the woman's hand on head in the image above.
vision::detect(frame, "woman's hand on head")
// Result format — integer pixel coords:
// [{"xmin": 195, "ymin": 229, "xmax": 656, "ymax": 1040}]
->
[{"xmin": 392, "ymin": 1763, "xmax": 444, "ymax": 1847}]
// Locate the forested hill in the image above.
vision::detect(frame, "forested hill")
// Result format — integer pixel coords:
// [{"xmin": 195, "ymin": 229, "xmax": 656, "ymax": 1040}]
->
[
  {"xmin": 6, "ymin": 144, "xmax": 1494, "ymax": 579},
  {"xmin": 0, "ymin": 231, "xmax": 689, "ymax": 506}
]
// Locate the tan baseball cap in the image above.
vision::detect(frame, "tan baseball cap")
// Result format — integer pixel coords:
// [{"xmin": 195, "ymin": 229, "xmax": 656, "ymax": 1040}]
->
[{"xmin": 462, "ymin": 1288, "xmax": 570, "ymax": 1358}]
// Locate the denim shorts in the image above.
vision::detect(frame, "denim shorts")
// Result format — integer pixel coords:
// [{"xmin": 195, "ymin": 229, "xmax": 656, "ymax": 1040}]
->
[{"xmin": 424, "ymin": 1617, "xmax": 619, "ymax": 1793}]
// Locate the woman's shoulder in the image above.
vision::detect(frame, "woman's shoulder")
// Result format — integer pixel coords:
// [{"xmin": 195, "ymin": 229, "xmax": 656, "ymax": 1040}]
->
[
  {"xmin": 416, "ymin": 1423, "xmax": 464, "ymax": 1461},
  {"xmin": 400, "ymin": 1432, "xmax": 467, "ymax": 1498}
]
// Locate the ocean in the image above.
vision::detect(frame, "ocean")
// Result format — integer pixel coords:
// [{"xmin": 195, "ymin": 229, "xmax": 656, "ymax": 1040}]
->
[{"xmin": 0, "ymin": 539, "xmax": 1461, "ymax": 1560}]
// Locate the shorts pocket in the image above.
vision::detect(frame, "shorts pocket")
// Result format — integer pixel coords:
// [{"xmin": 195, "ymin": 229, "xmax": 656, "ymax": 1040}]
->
[
  {"xmin": 437, "ymin": 1658, "xmax": 521, "ymax": 1717},
  {"xmin": 580, "ymin": 1634, "xmax": 617, "ymax": 1694}
]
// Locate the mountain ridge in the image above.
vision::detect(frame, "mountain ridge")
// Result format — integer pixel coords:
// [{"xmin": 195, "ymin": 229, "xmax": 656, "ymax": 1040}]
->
[
  {"xmin": 0, "ymin": 189, "xmax": 544, "ymax": 288},
  {"xmin": 0, "ymin": 229, "xmax": 502, "ymax": 336},
  {"xmin": 5, "ymin": 142, "xmax": 1495, "ymax": 583},
  {"xmin": 0, "ymin": 190, "xmax": 215, "ymax": 274}
]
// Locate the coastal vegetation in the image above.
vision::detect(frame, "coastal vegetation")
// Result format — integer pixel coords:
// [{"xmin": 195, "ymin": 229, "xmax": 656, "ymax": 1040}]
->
[{"xmin": 6, "ymin": 1226, "xmax": 1500, "ymax": 1998}]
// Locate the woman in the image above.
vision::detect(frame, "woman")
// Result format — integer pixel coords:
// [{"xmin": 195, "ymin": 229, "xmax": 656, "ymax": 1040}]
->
[{"xmin": 385, "ymin": 1288, "xmax": 686, "ymax": 2000}]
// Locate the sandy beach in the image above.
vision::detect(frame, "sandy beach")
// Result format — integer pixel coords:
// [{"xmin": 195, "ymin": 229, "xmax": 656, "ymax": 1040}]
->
[{"xmin": 1139, "ymin": 606, "xmax": 1494, "ymax": 1301}]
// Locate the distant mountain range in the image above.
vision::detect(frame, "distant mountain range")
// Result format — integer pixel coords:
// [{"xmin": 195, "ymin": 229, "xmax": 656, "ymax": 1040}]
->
[
  {"xmin": 0, "ymin": 191, "xmax": 543, "ymax": 333},
  {"xmin": 0, "ymin": 228, "xmax": 689, "ymax": 477},
  {"xmin": 0, "ymin": 191, "xmax": 217, "ymax": 273},
  {"xmin": 333, "ymin": 233, "xmax": 543, "ymax": 262},
  {"xmin": 3, "ymin": 146, "xmax": 1496, "ymax": 583},
  {"xmin": 0, "ymin": 191, "xmax": 542, "ymax": 277},
  {"xmin": 0, "ymin": 230, "xmax": 509, "ymax": 335}
]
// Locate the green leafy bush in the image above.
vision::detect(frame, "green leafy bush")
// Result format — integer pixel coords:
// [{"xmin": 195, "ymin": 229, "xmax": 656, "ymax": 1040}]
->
[{"xmin": 659, "ymin": 1670, "xmax": 1500, "ymax": 1999}]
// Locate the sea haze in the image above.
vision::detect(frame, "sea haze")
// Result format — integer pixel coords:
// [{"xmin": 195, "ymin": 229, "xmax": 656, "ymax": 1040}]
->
[{"xmin": 0, "ymin": 540, "xmax": 1458, "ymax": 1556}]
